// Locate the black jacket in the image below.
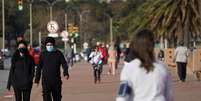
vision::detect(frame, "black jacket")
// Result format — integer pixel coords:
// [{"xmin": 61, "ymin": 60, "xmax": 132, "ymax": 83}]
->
[
  {"xmin": 35, "ymin": 49, "xmax": 69, "ymax": 84},
  {"xmin": 7, "ymin": 51, "xmax": 35, "ymax": 90}
]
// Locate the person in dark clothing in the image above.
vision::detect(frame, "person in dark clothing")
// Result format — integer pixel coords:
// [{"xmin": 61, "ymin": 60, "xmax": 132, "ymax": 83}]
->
[
  {"xmin": 7, "ymin": 40, "xmax": 35, "ymax": 101},
  {"xmin": 35, "ymin": 37, "xmax": 69, "ymax": 101},
  {"xmin": 158, "ymin": 49, "xmax": 164, "ymax": 61},
  {"xmin": 124, "ymin": 42, "xmax": 130, "ymax": 63},
  {"xmin": 89, "ymin": 47, "xmax": 103, "ymax": 83},
  {"xmin": 115, "ymin": 43, "xmax": 121, "ymax": 69}
]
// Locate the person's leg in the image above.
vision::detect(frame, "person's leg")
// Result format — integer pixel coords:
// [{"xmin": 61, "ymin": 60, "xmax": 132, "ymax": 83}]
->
[
  {"xmin": 112, "ymin": 61, "xmax": 116, "ymax": 75},
  {"xmin": 71, "ymin": 57, "xmax": 74, "ymax": 66},
  {"xmin": 13, "ymin": 88, "xmax": 22, "ymax": 101},
  {"xmin": 100, "ymin": 64, "xmax": 103, "ymax": 74},
  {"xmin": 93, "ymin": 66, "xmax": 97, "ymax": 83},
  {"xmin": 22, "ymin": 89, "xmax": 31, "ymax": 101},
  {"xmin": 42, "ymin": 81, "xmax": 52, "ymax": 101},
  {"xmin": 52, "ymin": 83, "xmax": 62, "ymax": 101},
  {"xmin": 115, "ymin": 57, "xmax": 120, "ymax": 69},
  {"xmin": 181, "ymin": 63, "xmax": 187, "ymax": 82},
  {"xmin": 95, "ymin": 69, "xmax": 98, "ymax": 83},
  {"xmin": 98, "ymin": 67, "xmax": 101, "ymax": 83},
  {"xmin": 177, "ymin": 62, "xmax": 183, "ymax": 81},
  {"xmin": 195, "ymin": 71, "xmax": 201, "ymax": 81},
  {"xmin": 108, "ymin": 62, "xmax": 112, "ymax": 75}
]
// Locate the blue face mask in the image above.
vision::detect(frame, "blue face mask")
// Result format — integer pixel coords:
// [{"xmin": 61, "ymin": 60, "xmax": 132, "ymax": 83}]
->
[{"xmin": 46, "ymin": 46, "xmax": 54, "ymax": 52}]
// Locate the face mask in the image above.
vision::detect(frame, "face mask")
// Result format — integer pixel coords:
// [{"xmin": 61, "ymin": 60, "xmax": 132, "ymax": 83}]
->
[
  {"xmin": 46, "ymin": 46, "xmax": 54, "ymax": 52},
  {"xmin": 18, "ymin": 48, "xmax": 27, "ymax": 54}
]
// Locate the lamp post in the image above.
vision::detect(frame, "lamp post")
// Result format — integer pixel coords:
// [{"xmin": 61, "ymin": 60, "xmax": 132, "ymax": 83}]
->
[
  {"xmin": 40, "ymin": 0, "xmax": 61, "ymax": 21},
  {"xmin": 79, "ymin": 10, "xmax": 90, "ymax": 43},
  {"xmin": 2, "ymin": 0, "xmax": 5, "ymax": 53},
  {"xmin": 100, "ymin": 0, "xmax": 113, "ymax": 44},
  {"xmin": 103, "ymin": 13, "xmax": 113, "ymax": 44},
  {"xmin": 29, "ymin": 0, "xmax": 34, "ymax": 46},
  {"xmin": 64, "ymin": 0, "xmax": 71, "ymax": 52}
]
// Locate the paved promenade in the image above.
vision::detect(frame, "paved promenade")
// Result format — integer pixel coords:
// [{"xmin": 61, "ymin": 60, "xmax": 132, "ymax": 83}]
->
[{"xmin": 0, "ymin": 60, "xmax": 201, "ymax": 101}]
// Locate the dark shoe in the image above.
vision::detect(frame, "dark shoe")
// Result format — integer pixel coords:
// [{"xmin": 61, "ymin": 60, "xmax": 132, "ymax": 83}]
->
[
  {"xmin": 94, "ymin": 78, "xmax": 97, "ymax": 84},
  {"xmin": 195, "ymin": 72, "xmax": 201, "ymax": 81},
  {"xmin": 98, "ymin": 78, "xmax": 101, "ymax": 83}
]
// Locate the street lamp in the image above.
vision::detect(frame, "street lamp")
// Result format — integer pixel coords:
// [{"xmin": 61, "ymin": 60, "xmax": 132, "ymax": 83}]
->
[
  {"xmin": 103, "ymin": 12, "xmax": 113, "ymax": 44},
  {"xmin": 40, "ymin": 0, "xmax": 62, "ymax": 21},
  {"xmin": 64, "ymin": 0, "xmax": 71, "ymax": 52},
  {"xmin": 79, "ymin": 10, "xmax": 90, "ymax": 43},
  {"xmin": 2, "ymin": 0, "xmax": 5, "ymax": 54},
  {"xmin": 65, "ymin": 0, "xmax": 70, "ymax": 2},
  {"xmin": 29, "ymin": 0, "xmax": 34, "ymax": 46},
  {"xmin": 100, "ymin": 0, "xmax": 113, "ymax": 43}
]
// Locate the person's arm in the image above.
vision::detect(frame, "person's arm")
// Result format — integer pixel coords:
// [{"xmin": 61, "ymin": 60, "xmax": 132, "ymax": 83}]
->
[
  {"xmin": 34, "ymin": 54, "xmax": 43, "ymax": 84},
  {"xmin": 59, "ymin": 52, "xmax": 69, "ymax": 78},
  {"xmin": 30, "ymin": 56, "xmax": 35, "ymax": 82},
  {"xmin": 165, "ymin": 71, "xmax": 173, "ymax": 101},
  {"xmin": 7, "ymin": 58, "xmax": 15, "ymax": 91},
  {"xmin": 116, "ymin": 64, "xmax": 133, "ymax": 101},
  {"xmin": 186, "ymin": 47, "xmax": 189, "ymax": 57}
]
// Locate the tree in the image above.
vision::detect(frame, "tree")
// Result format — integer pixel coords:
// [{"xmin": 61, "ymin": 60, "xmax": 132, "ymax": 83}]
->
[{"xmin": 121, "ymin": 0, "xmax": 201, "ymax": 47}]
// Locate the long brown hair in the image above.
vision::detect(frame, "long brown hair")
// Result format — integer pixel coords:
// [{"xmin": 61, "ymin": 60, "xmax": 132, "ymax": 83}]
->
[{"xmin": 129, "ymin": 29, "xmax": 155, "ymax": 73}]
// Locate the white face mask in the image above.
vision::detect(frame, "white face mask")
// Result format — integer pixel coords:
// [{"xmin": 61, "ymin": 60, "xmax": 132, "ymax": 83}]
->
[{"xmin": 46, "ymin": 45, "xmax": 54, "ymax": 52}]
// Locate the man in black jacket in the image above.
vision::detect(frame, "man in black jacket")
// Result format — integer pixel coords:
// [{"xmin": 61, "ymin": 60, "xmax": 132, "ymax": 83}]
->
[{"xmin": 35, "ymin": 37, "xmax": 69, "ymax": 101}]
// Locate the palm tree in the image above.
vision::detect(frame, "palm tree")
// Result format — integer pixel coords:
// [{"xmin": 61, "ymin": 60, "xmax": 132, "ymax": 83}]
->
[{"xmin": 121, "ymin": 0, "xmax": 201, "ymax": 47}]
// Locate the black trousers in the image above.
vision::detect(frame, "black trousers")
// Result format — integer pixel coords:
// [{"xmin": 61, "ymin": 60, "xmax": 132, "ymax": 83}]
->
[
  {"xmin": 93, "ymin": 65, "xmax": 101, "ymax": 83},
  {"xmin": 176, "ymin": 62, "xmax": 187, "ymax": 82},
  {"xmin": 13, "ymin": 88, "xmax": 31, "ymax": 101},
  {"xmin": 42, "ymin": 80, "xmax": 62, "ymax": 101}
]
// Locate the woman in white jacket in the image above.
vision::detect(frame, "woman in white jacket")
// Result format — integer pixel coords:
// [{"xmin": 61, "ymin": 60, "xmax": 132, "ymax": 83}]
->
[{"xmin": 116, "ymin": 29, "xmax": 173, "ymax": 101}]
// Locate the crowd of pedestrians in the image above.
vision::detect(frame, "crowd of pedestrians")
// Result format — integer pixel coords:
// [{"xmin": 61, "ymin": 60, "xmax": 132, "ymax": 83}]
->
[{"xmin": 5, "ymin": 28, "xmax": 201, "ymax": 101}]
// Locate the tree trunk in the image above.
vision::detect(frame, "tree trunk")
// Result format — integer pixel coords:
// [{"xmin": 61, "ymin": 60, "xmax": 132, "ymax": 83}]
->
[{"xmin": 184, "ymin": 7, "xmax": 190, "ymax": 47}]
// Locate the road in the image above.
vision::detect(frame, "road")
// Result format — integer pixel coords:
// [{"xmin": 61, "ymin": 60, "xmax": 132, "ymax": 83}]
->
[{"xmin": 0, "ymin": 60, "xmax": 201, "ymax": 101}]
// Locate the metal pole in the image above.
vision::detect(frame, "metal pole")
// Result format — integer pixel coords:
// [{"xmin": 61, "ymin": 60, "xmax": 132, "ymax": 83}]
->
[
  {"xmin": 50, "ymin": 6, "xmax": 53, "ymax": 21},
  {"xmin": 2, "ymin": 0, "xmax": 5, "ymax": 52},
  {"xmin": 64, "ymin": 13, "xmax": 68, "ymax": 50},
  {"xmin": 79, "ymin": 14, "xmax": 83, "ymax": 42},
  {"xmin": 110, "ymin": 17, "xmax": 113, "ymax": 43},
  {"xmin": 39, "ymin": 31, "xmax": 41, "ymax": 48},
  {"xmin": 30, "ymin": 3, "xmax": 33, "ymax": 46},
  {"xmin": 65, "ymin": 13, "xmax": 67, "ymax": 30}
]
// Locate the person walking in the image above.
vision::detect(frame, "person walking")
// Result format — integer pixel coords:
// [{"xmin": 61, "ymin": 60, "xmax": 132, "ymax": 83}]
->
[
  {"xmin": 108, "ymin": 43, "xmax": 117, "ymax": 75},
  {"xmin": 89, "ymin": 47, "xmax": 103, "ymax": 84},
  {"xmin": 115, "ymin": 40, "xmax": 121, "ymax": 69},
  {"xmin": 35, "ymin": 37, "xmax": 70, "ymax": 101},
  {"xmin": 64, "ymin": 43, "xmax": 74, "ymax": 69},
  {"xmin": 116, "ymin": 29, "xmax": 173, "ymax": 101},
  {"xmin": 174, "ymin": 41, "xmax": 188, "ymax": 82},
  {"xmin": 7, "ymin": 40, "xmax": 35, "ymax": 101}
]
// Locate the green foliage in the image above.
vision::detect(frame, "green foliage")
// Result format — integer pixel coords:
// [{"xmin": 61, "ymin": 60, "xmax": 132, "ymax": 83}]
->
[
  {"xmin": 121, "ymin": 0, "xmax": 201, "ymax": 45},
  {"xmin": 1, "ymin": 0, "xmax": 148, "ymax": 46}
]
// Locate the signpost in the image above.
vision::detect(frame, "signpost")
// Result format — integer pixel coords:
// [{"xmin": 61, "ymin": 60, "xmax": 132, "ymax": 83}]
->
[
  {"xmin": 47, "ymin": 21, "xmax": 59, "ymax": 38},
  {"xmin": 61, "ymin": 31, "xmax": 69, "ymax": 41},
  {"xmin": 61, "ymin": 30, "xmax": 69, "ymax": 50}
]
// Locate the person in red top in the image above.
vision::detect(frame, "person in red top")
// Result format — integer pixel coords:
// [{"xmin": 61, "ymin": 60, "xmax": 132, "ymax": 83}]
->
[
  {"xmin": 28, "ymin": 45, "xmax": 40, "ymax": 65},
  {"xmin": 98, "ymin": 43, "xmax": 107, "ymax": 64},
  {"xmin": 28, "ymin": 45, "xmax": 34, "ymax": 57}
]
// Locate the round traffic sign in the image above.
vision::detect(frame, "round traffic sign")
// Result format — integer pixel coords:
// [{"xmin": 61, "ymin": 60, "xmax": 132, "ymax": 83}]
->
[
  {"xmin": 60, "ymin": 31, "xmax": 69, "ymax": 38},
  {"xmin": 47, "ymin": 21, "xmax": 59, "ymax": 33}
]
